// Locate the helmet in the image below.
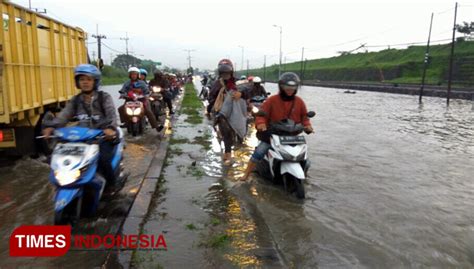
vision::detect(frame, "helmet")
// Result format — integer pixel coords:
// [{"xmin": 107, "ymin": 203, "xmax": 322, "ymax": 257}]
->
[
  {"xmin": 278, "ymin": 72, "xmax": 300, "ymax": 87},
  {"xmin": 253, "ymin": 76, "xmax": 262, "ymax": 83},
  {"xmin": 74, "ymin": 64, "xmax": 101, "ymax": 90},
  {"xmin": 240, "ymin": 75, "xmax": 247, "ymax": 80},
  {"xmin": 139, "ymin": 68, "xmax": 148, "ymax": 76},
  {"xmin": 154, "ymin": 70, "xmax": 163, "ymax": 76},
  {"xmin": 247, "ymin": 76, "xmax": 254, "ymax": 82},
  {"xmin": 217, "ymin": 59, "xmax": 234, "ymax": 73},
  {"xmin": 128, "ymin": 67, "xmax": 140, "ymax": 74}
]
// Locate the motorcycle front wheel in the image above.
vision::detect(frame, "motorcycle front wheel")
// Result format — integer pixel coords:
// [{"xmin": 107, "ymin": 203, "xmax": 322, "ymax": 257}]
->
[
  {"xmin": 54, "ymin": 196, "xmax": 82, "ymax": 226},
  {"xmin": 283, "ymin": 174, "xmax": 305, "ymax": 199},
  {"xmin": 131, "ymin": 122, "xmax": 139, "ymax": 136}
]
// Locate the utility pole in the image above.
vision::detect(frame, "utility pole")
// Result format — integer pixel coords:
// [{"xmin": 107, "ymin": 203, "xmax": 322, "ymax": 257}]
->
[
  {"xmin": 238, "ymin": 45, "xmax": 244, "ymax": 72},
  {"xmin": 446, "ymin": 2, "xmax": 458, "ymax": 106},
  {"xmin": 92, "ymin": 51, "xmax": 96, "ymax": 61},
  {"xmin": 120, "ymin": 32, "xmax": 130, "ymax": 56},
  {"xmin": 110, "ymin": 53, "xmax": 114, "ymax": 65},
  {"xmin": 300, "ymin": 47, "xmax": 305, "ymax": 81},
  {"xmin": 303, "ymin": 58, "xmax": 308, "ymax": 82},
  {"xmin": 246, "ymin": 59, "xmax": 249, "ymax": 76},
  {"xmin": 92, "ymin": 25, "xmax": 106, "ymax": 70},
  {"xmin": 419, "ymin": 13, "xmax": 434, "ymax": 104},
  {"xmin": 263, "ymin": 55, "xmax": 267, "ymax": 83},
  {"xmin": 183, "ymin": 49, "xmax": 195, "ymax": 69},
  {"xmin": 273, "ymin": 24, "xmax": 283, "ymax": 78}
]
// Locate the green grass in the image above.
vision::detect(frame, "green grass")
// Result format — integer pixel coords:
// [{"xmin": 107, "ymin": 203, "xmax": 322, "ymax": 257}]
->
[
  {"xmin": 243, "ymin": 41, "xmax": 474, "ymax": 86},
  {"xmin": 210, "ymin": 218, "xmax": 221, "ymax": 226},
  {"xmin": 185, "ymin": 223, "xmax": 197, "ymax": 230},
  {"xmin": 205, "ymin": 234, "xmax": 230, "ymax": 248},
  {"xmin": 181, "ymin": 83, "xmax": 203, "ymax": 124},
  {"xmin": 101, "ymin": 76, "xmax": 126, "ymax": 85}
]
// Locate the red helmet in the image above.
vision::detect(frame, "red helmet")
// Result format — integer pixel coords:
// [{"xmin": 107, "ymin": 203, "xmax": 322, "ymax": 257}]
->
[{"xmin": 247, "ymin": 76, "xmax": 254, "ymax": 82}]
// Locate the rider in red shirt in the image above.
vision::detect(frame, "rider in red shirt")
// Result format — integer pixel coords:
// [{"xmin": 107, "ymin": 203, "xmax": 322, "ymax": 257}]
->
[{"xmin": 241, "ymin": 72, "xmax": 313, "ymax": 181}]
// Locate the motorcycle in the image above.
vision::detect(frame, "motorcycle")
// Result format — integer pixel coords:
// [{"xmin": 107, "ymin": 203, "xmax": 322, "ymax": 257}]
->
[
  {"xmin": 247, "ymin": 94, "xmax": 269, "ymax": 124},
  {"xmin": 255, "ymin": 111, "xmax": 316, "ymax": 199},
  {"xmin": 47, "ymin": 126, "xmax": 126, "ymax": 225},
  {"xmin": 200, "ymin": 85, "xmax": 210, "ymax": 100},
  {"xmin": 149, "ymin": 86, "xmax": 165, "ymax": 120},
  {"xmin": 122, "ymin": 90, "xmax": 147, "ymax": 136},
  {"xmin": 249, "ymin": 94, "xmax": 267, "ymax": 109}
]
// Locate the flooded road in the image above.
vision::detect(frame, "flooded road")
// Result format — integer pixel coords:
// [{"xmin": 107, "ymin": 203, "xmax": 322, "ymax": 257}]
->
[
  {"xmin": 0, "ymin": 81, "xmax": 473, "ymax": 268},
  {"xmin": 0, "ymin": 85, "xmax": 164, "ymax": 268},
  {"xmin": 229, "ymin": 83, "xmax": 474, "ymax": 268}
]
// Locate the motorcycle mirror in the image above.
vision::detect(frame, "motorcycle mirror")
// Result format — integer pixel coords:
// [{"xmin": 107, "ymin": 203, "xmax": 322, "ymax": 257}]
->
[
  {"xmin": 266, "ymin": 92, "xmax": 271, "ymax": 96},
  {"xmin": 307, "ymin": 111, "xmax": 316, "ymax": 118}
]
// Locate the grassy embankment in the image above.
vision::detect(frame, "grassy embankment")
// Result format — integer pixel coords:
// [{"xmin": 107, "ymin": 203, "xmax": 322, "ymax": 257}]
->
[{"xmin": 242, "ymin": 41, "xmax": 474, "ymax": 87}]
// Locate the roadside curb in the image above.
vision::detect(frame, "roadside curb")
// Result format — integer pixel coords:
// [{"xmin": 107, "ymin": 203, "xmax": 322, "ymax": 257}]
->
[{"xmin": 105, "ymin": 90, "xmax": 184, "ymax": 268}]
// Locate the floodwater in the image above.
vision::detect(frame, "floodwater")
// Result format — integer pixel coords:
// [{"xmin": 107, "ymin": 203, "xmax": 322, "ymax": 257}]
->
[
  {"xmin": 0, "ymin": 81, "xmax": 473, "ymax": 268},
  {"xmin": 0, "ymin": 85, "xmax": 165, "ymax": 268},
  {"xmin": 225, "ymin": 83, "xmax": 474, "ymax": 268}
]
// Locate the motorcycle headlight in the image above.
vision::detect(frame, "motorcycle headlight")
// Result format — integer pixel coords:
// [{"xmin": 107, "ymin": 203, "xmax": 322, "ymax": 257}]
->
[
  {"xmin": 126, "ymin": 107, "xmax": 134, "ymax": 115},
  {"xmin": 153, "ymin": 87, "xmax": 162, "ymax": 93},
  {"xmin": 133, "ymin": 107, "xmax": 142, "ymax": 115},
  {"xmin": 251, "ymin": 106, "xmax": 259, "ymax": 114},
  {"xmin": 55, "ymin": 170, "xmax": 81, "ymax": 186},
  {"xmin": 149, "ymin": 97, "xmax": 155, "ymax": 101}
]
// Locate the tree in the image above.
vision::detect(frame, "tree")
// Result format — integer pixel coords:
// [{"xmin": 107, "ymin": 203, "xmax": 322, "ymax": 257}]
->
[
  {"xmin": 186, "ymin": 66, "xmax": 194, "ymax": 75},
  {"xmin": 112, "ymin": 54, "xmax": 141, "ymax": 70},
  {"xmin": 456, "ymin": 21, "xmax": 474, "ymax": 38}
]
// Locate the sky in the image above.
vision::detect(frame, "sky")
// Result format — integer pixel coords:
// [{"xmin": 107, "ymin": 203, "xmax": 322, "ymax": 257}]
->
[{"xmin": 9, "ymin": 0, "xmax": 474, "ymax": 71}]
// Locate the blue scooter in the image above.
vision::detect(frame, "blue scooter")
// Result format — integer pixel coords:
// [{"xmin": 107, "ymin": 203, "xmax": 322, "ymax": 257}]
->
[{"xmin": 47, "ymin": 126, "xmax": 125, "ymax": 225}]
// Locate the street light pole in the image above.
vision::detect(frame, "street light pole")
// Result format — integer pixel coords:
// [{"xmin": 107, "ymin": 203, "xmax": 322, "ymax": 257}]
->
[{"xmin": 273, "ymin": 24, "xmax": 283, "ymax": 78}]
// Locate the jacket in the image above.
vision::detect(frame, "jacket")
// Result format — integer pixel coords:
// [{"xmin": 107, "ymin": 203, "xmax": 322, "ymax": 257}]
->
[
  {"xmin": 44, "ymin": 91, "xmax": 118, "ymax": 130},
  {"xmin": 119, "ymin": 80, "xmax": 149, "ymax": 95},
  {"xmin": 255, "ymin": 94, "xmax": 311, "ymax": 127}
]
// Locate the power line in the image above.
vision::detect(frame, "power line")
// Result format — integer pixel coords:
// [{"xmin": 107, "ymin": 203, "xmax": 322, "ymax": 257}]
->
[
  {"xmin": 101, "ymin": 42, "xmax": 126, "ymax": 54},
  {"xmin": 365, "ymin": 38, "xmax": 452, "ymax": 48}
]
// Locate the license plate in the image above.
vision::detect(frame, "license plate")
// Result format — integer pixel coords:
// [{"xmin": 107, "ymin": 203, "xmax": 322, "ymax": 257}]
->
[
  {"xmin": 280, "ymin": 136, "xmax": 306, "ymax": 145},
  {"xmin": 54, "ymin": 144, "xmax": 86, "ymax": 156}
]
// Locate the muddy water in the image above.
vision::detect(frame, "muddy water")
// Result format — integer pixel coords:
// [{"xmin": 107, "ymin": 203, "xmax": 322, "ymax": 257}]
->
[
  {"xmin": 135, "ymin": 82, "xmax": 473, "ymax": 268},
  {"xmin": 0, "ymin": 81, "xmax": 472, "ymax": 268},
  {"xmin": 0, "ymin": 85, "xmax": 163, "ymax": 268},
  {"xmin": 228, "ymin": 83, "xmax": 474, "ymax": 268}
]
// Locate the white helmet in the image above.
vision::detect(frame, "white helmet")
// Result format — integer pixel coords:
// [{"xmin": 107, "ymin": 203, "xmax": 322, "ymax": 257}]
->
[
  {"xmin": 128, "ymin": 67, "xmax": 140, "ymax": 74},
  {"xmin": 253, "ymin": 76, "xmax": 262, "ymax": 83}
]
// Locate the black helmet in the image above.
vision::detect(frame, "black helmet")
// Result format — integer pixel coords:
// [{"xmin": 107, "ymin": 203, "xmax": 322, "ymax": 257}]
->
[
  {"xmin": 278, "ymin": 72, "xmax": 300, "ymax": 87},
  {"xmin": 217, "ymin": 58, "xmax": 234, "ymax": 74}
]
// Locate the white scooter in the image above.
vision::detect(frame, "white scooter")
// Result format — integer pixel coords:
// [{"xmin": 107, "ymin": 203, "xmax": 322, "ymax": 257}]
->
[{"xmin": 255, "ymin": 111, "xmax": 316, "ymax": 199}]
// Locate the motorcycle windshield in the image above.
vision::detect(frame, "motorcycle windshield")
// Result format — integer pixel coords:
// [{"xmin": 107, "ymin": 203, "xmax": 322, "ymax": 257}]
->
[{"xmin": 55, "ymin": 127, "xmax": 103, "ymax": 142}]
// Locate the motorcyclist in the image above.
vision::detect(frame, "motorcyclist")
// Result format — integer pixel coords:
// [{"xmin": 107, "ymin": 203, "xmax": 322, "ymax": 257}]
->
[
  {"xmin": 248, "ymin": 76, "xmax": 267, "ymax": 99},
  {"xmin": 42, "ymin": 64, "xmax": 121, "ymax": 189},
  {"xmin": 208, "ymin": 59, "xmax": 248, "ymax": 164},
  {"xmin": 201, "ymin": 74, "xmax": 208, "ymax": 86},
  {"xmin": 240, "ymin": 72, "xmax": 313, "ymax": 181},
  {"xmin": 139, "ymin": 68, "xmax": 148, "ymax": 84},
  {"xmin": 149, "ymin": 70, "xmax": 174, "ymax": 114},
  {"xmin": 118, "ymin": 67, "xmax": 163, "ymax": 132}
]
